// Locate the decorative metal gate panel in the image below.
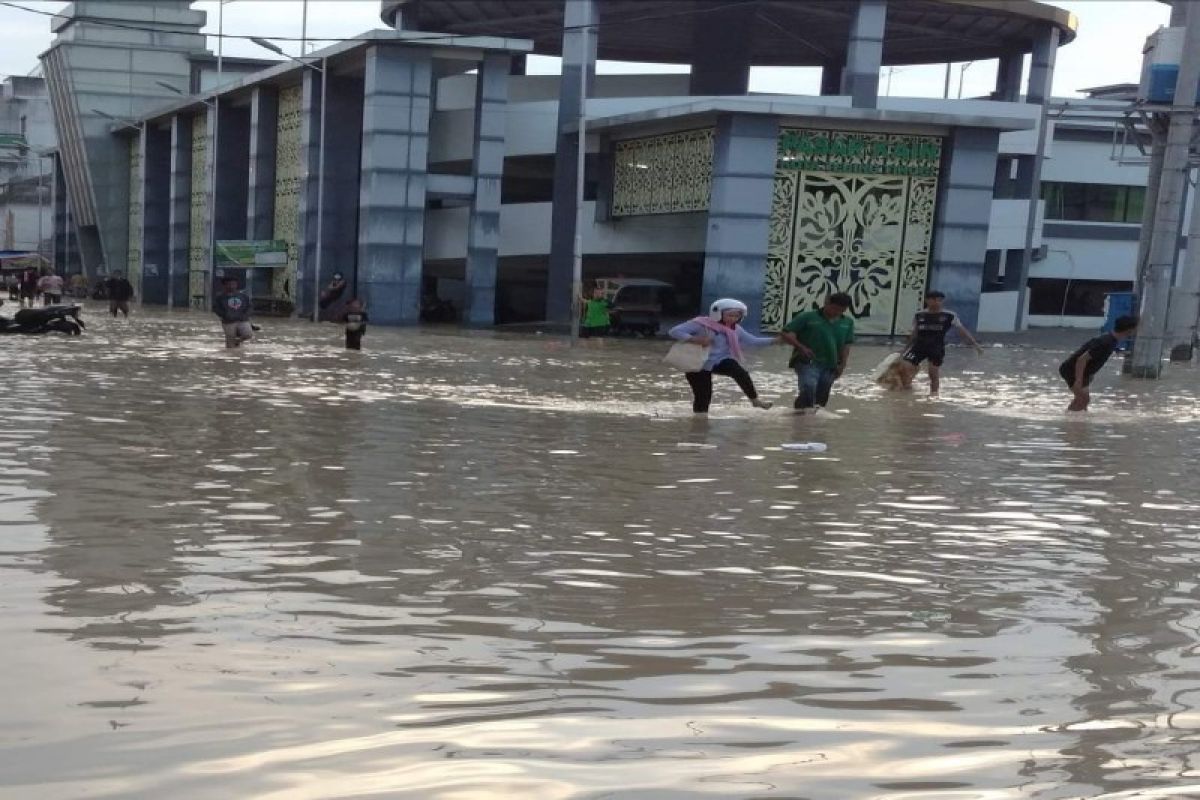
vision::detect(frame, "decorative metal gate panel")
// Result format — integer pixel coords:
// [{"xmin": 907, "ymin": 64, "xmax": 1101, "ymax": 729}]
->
[{"xmin": 763, "ymin": 129, "xmax": 942, "ymax": 335}]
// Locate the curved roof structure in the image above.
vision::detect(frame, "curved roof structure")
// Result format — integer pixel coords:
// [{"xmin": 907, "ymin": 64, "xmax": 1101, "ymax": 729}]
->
[{"xmin": 381, "ymin": 0, "xmax": 1077, "ymax": 67}]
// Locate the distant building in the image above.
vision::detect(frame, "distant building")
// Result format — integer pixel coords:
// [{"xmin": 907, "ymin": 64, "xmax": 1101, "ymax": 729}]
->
[
  {"xmin": 1019, "ymin": 85, "xmax": 1151, "ymax": 328},
  {"xmin": 46, "ymin": 0, "xmax": 1096, "ymax": 333},
  {"xmin": 0, "ymin": 75, "xmax": 54, "ymax": 257}
]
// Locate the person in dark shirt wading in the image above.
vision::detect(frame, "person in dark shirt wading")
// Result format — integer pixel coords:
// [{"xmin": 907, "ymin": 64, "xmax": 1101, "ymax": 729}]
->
[
  {"xmin": 343, "ymin": 298, "xmax": 368, "ymax": 350},
  {"xmin": 1059, "ymin": 315, "xmax": 1138, "ymax": 412},
  {"xmin": 899, "ymin": 290, "xmax": 983, "ymax": 396},
  {"xmin": 214, "ymin": 276, "xmax": 254, "ymax": 348},
  {"xmin": 104, "ymin": 271, "xmax": 135, "ymax": 317}
]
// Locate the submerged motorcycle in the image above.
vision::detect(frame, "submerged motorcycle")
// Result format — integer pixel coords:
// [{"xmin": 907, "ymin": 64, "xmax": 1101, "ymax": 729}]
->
[{"xmin": 0, "ymin": 301, "xmax": 86, "ymax": 335}]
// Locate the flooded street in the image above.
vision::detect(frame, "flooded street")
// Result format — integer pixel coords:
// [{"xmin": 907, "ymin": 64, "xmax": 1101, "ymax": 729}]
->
[{"xmin": 4, "ymin": 305, "xmax": 1200, "ymax": 799}]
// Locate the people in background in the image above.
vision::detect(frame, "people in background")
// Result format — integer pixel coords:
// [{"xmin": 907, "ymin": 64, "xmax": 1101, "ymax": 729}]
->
[
  {"xmin": 104, "ymin": 271, "xmax": 135, "ymax": 317},
  {"xmin": 38, "ymin": 271, "xmax": 65, "ymax": 306},
  {"xmin": 668, "ymin": 298, "xmax": 778, "ymax": 415},
  {"xmin": 214, "ymin": 276, "xmax": 253, "ymax": 348},
  {"xmin": 343, "ymin": 298, "xmax": 368, "ymax": 350},
  {"xmin": 580, "ymin": 285, "xmax": 611, "ymax": 338},
  {"xmin": 1059, "ymin": 315, "xmax": 1138, "ymax": 412},
  {"xmin": 779, "ymin": 293, "xmax": 856, "ymax": 413},
  {"xmin": 18, "ymin": 267, "xmax": 39, "ymax": 308},
  {"xmin": 898, "ymin": 290, "xmax": 984, "ymax": 396},
  {"xmin": 318, "ymin": 271, "xmax": 348, "ymax": 321}
]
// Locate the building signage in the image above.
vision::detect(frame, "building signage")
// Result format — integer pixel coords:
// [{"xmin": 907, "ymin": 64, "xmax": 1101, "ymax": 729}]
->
[
  {"xmin": 214, "ymin": 240, "xmax": 289, "ymax": 268},
  {"xmin": 777, "ymin": 129, "xmax": 942, "ymax": 178}
]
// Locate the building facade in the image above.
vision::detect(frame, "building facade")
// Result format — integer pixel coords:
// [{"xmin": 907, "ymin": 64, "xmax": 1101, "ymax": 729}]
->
[
  {"xmin": 0, "ymin": 75, "xmax": 55, "ymax": 258},
  {"xmin": 47, "ymin": 0, "xmax": 1090, "ymax": 333}
]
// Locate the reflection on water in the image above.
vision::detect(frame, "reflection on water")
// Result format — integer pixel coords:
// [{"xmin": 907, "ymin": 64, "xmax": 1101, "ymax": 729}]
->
[{"xmin": 2, "ymin": 306, "xmax": 1200, "ymax": 799}]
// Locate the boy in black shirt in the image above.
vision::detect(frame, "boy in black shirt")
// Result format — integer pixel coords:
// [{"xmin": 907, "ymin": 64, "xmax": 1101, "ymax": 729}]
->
[
  {"xmin": 343, "ymin": 298, "xmax": 367, "ymax": 350},
  {"xmin": 1060, "ymin": 315, "xmax": 1138, "ymax": 412},
  {"xmin": 899, "ymin": 290, "xmax": 983, "ymax": 395}
]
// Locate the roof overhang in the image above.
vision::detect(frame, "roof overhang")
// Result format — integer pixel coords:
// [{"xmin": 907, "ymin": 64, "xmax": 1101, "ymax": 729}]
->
[
  {"xmin": 568, "ymin": 96, "xmax": 1040, "ymax": 137},
  {"xmin": 386, "ymin": 0, "xmax": 1076, "ymax": 66},
  {"xmin": 120, "ymin": 29, "xmax": 533, "ymax": 130}
]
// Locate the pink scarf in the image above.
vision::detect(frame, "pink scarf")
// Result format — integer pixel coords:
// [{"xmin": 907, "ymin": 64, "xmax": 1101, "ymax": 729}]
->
[{"xmin": 691, "ymin": 316, "xmax": 744, "ymax": 362}]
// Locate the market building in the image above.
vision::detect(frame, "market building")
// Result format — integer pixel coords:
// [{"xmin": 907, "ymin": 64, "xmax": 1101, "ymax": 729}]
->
[{"xmin": 43, "ymin": 0, "xmax": 1087, "ymax": 333}]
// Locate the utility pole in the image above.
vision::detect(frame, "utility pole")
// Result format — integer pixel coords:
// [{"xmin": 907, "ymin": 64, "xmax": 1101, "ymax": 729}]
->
[
  {"xmin": 1131, "ymin": 0, "xmax": 1200, "ymax": 378},
  {"xmin": 1169, "ymin": 168, "xmax": 1200, "ymax": 360}
]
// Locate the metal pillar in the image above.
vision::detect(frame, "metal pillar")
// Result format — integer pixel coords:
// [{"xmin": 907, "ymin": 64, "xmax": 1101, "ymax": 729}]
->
[
  {"xmin": 167, "ymin": 114, "xmax": 193, "ymax": 310},
  {"xmin": 1132, "ymin": 1, "xmax": 1200, "ymax": 377},
  {"xmin": 688, "ymin": 4, "xmax": 753, "ymax": 95},
  {"xmin": 141, "ymin": 124, "xmax": 171, "ymax": 305},
  {"xmin": 1012, "ymin": 25, "xmax": 1059, "ymax": 330},
  {"xmin": 820, "ymin": 63, "xmax": 843, "ymax": 96},
  {"xmin": 546, "ymin": 0, "xmax": 597, "ymax": 324},
  {"xmin": 247, "ymin": 86, "xmax": 279, "ymax": 241},
  {"xmin": 929, "ymin": 128, "xmax": 1001, "ymax": 331},
  {"xmin": 841, "ymin": 0, "xmax": 886, "ymax": 109},
  {"xmin": 700, "ymin": 114, "xmax": 779, "ymax": 331},
  {"xmin": 355, "ymin": 45, "xmax": 433, "ymax": 325},
  {"xmin": 464, "ymin": 54, "xmax": 509, "ymax": 327},
  {"xmin": 994, "ymin": 52, "xmax": 1023, "ymax": 102}
]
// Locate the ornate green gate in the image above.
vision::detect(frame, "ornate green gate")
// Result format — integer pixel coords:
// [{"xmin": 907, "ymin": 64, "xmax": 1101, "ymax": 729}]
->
[{"xmin": 763, "ymin": 129, "xmax": 943, "ymax": 335}]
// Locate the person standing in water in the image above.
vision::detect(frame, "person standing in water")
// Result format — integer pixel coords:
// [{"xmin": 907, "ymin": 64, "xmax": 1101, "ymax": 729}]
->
[
  {"xmin": 38, "ymin": 270, "xmax": 65, "ymax": 306},
  {"xmin": 104, "ymin": 271, "xmax": 135, "ymax": 317},
  {"xmin": 898, "ymin": 290, "xmax": 984, "ymax": 396},
  {"xmin": 580, "ymin": 285, "xmax": 611, "ymax": 338},
  {"xmin": 1059, "ymin": 315, "xmax": 1138, "ymax": 412},
  {"xmin": 343, "ymin": 298, "xmax": 368, "ymax": 350},
  {"xmin": 214, "ymin": 276, "xmax": 254, "ymax": 348},
  {"xmin": 668, "ymin": 298, "xmax": 778, "ymax": 414},
  {"xmin": 779, "ymin": 293, "xmax": 856, "ymax": 412}
]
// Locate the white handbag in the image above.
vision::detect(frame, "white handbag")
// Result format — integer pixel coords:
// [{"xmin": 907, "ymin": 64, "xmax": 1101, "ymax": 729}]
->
[{"xmin": 663, "ymin": 341, "xmax": 710, "ymax": 372}]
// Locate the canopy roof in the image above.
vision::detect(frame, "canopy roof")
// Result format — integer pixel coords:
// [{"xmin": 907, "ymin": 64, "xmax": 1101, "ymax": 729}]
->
[{"xmin": 382, "ymin": 0, "xmax": 1077, "ymax": 67}]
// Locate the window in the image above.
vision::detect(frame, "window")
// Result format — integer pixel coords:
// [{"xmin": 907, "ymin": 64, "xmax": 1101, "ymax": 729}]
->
[
  {"xmin": 1041, "ymin": 182, "xmax": 1146, "ymax": 224},
  {"xmin": 1028, "ymin": 278, "xmax": 1133, "ymax": 316}
]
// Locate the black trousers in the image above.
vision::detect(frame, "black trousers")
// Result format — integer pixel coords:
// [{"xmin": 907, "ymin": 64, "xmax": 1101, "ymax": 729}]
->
[
  {"xmin": 345, "ymin": 329, "xmax": 364, "ymax": 350},
  {"xmin": 684, "ymin": 358, "xmax": 758, "ymax": 413}
]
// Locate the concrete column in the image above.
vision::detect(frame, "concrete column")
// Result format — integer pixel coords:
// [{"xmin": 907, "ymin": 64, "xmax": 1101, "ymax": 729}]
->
[
  {"xmin": 546, "ymin": 0, "xmax": 598, "ymax": 324},
  {"xmin": 140, "ymin": 124, "xmax": 171, "ymax": 305},
  {"xmin": 213, "ymin": 104, "xmax": 251, "ymax": 242},
  {"xmin": 688, "ymin": 5, "xmax": 752, "ymax": 95},
  {"xmin": 51, "ymin": 154, "xmax": 68, "ymax": 273},
  {"xmin": 1012, "ymin": 25, "xmax": 1060, "ymax": 329},
  {"xmin": 247, "ymin": 86, "xmax": 279, "ymax": 241},
  {"xmin": 167, "ymin": 113, "xmax": 193, "ymax": 309},
  {"xmin": 820, "ymin": 63, "xmax": 844, "ymax": 96},
  {"xmin": 323, "ymin": 74, "xmax": 366, "ymax": 300},
  {"xmin": 356, "ymin": 44, "xmax": 433, "ymax": 325},
  {"xmin": 994, "ymin": 52, "xmax": 1023, "ymax": 102},
  {"xmin": 929, "ymin": 127, "xmax": 1001, "ymax": 330},
  {"xmin": 841, "ymin": 0, "xmax": 886, "ymax": 109},
  {"xmin": 701, "ymin": 114, "xmax": 779, "ymax": 330},
  {"xmin": 464, "ymin": 54, "xmax": 509, "ymax": 327},
  {"xmin": 296, "ymin": 68, "xmax": 324, "ymax": 318}
]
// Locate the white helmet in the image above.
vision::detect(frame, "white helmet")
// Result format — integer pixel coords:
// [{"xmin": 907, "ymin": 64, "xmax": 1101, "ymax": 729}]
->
[{"xmin": 709, "ymin": 298, "xmax": 748, "ymax": 321}]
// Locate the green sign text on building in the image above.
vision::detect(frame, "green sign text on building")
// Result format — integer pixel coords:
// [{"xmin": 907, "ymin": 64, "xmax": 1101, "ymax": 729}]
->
[
  {"xmin": 214, "ymin": 240, "xmax": 290, "ymax": 268},
  {"xmin": 777, "ymin": 129, "xmax": 942, "ymax": 178}
]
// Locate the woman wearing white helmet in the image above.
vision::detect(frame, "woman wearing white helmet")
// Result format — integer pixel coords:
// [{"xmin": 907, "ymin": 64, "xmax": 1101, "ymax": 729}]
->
[{"xmin": 668, "ymin": 298, "xmax": 780, "ymax": 414}]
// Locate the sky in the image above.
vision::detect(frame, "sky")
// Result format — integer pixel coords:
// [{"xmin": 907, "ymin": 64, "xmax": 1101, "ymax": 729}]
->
[{"xmin": 0, "ymin": 0, "xmax": 1172, "ymax": 99}]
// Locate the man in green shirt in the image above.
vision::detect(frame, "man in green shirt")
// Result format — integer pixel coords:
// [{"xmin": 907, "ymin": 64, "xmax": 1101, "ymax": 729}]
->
[
  {"xmin": 581, "ymin": 286, "xmax": 612, "ymax": 338},
  {"xmin": 779, "ymin": 292, "xmax": 855, "ymax": 411}
]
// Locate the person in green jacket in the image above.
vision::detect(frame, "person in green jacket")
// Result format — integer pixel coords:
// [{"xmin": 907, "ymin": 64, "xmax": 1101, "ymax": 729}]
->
[
  {"xmin": 580, "ymin": 285, "xmax": 612, "ymax": 338},
  {"xmin": 778, "ymin": 292, "xmax": 856, "ymax": 411}
]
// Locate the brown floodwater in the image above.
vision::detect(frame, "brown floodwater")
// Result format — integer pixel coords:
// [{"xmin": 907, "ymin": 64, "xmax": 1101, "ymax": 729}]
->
[{"xmin": 2, "ymin": 304, "xmax": 1200, "ymax": 799}]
